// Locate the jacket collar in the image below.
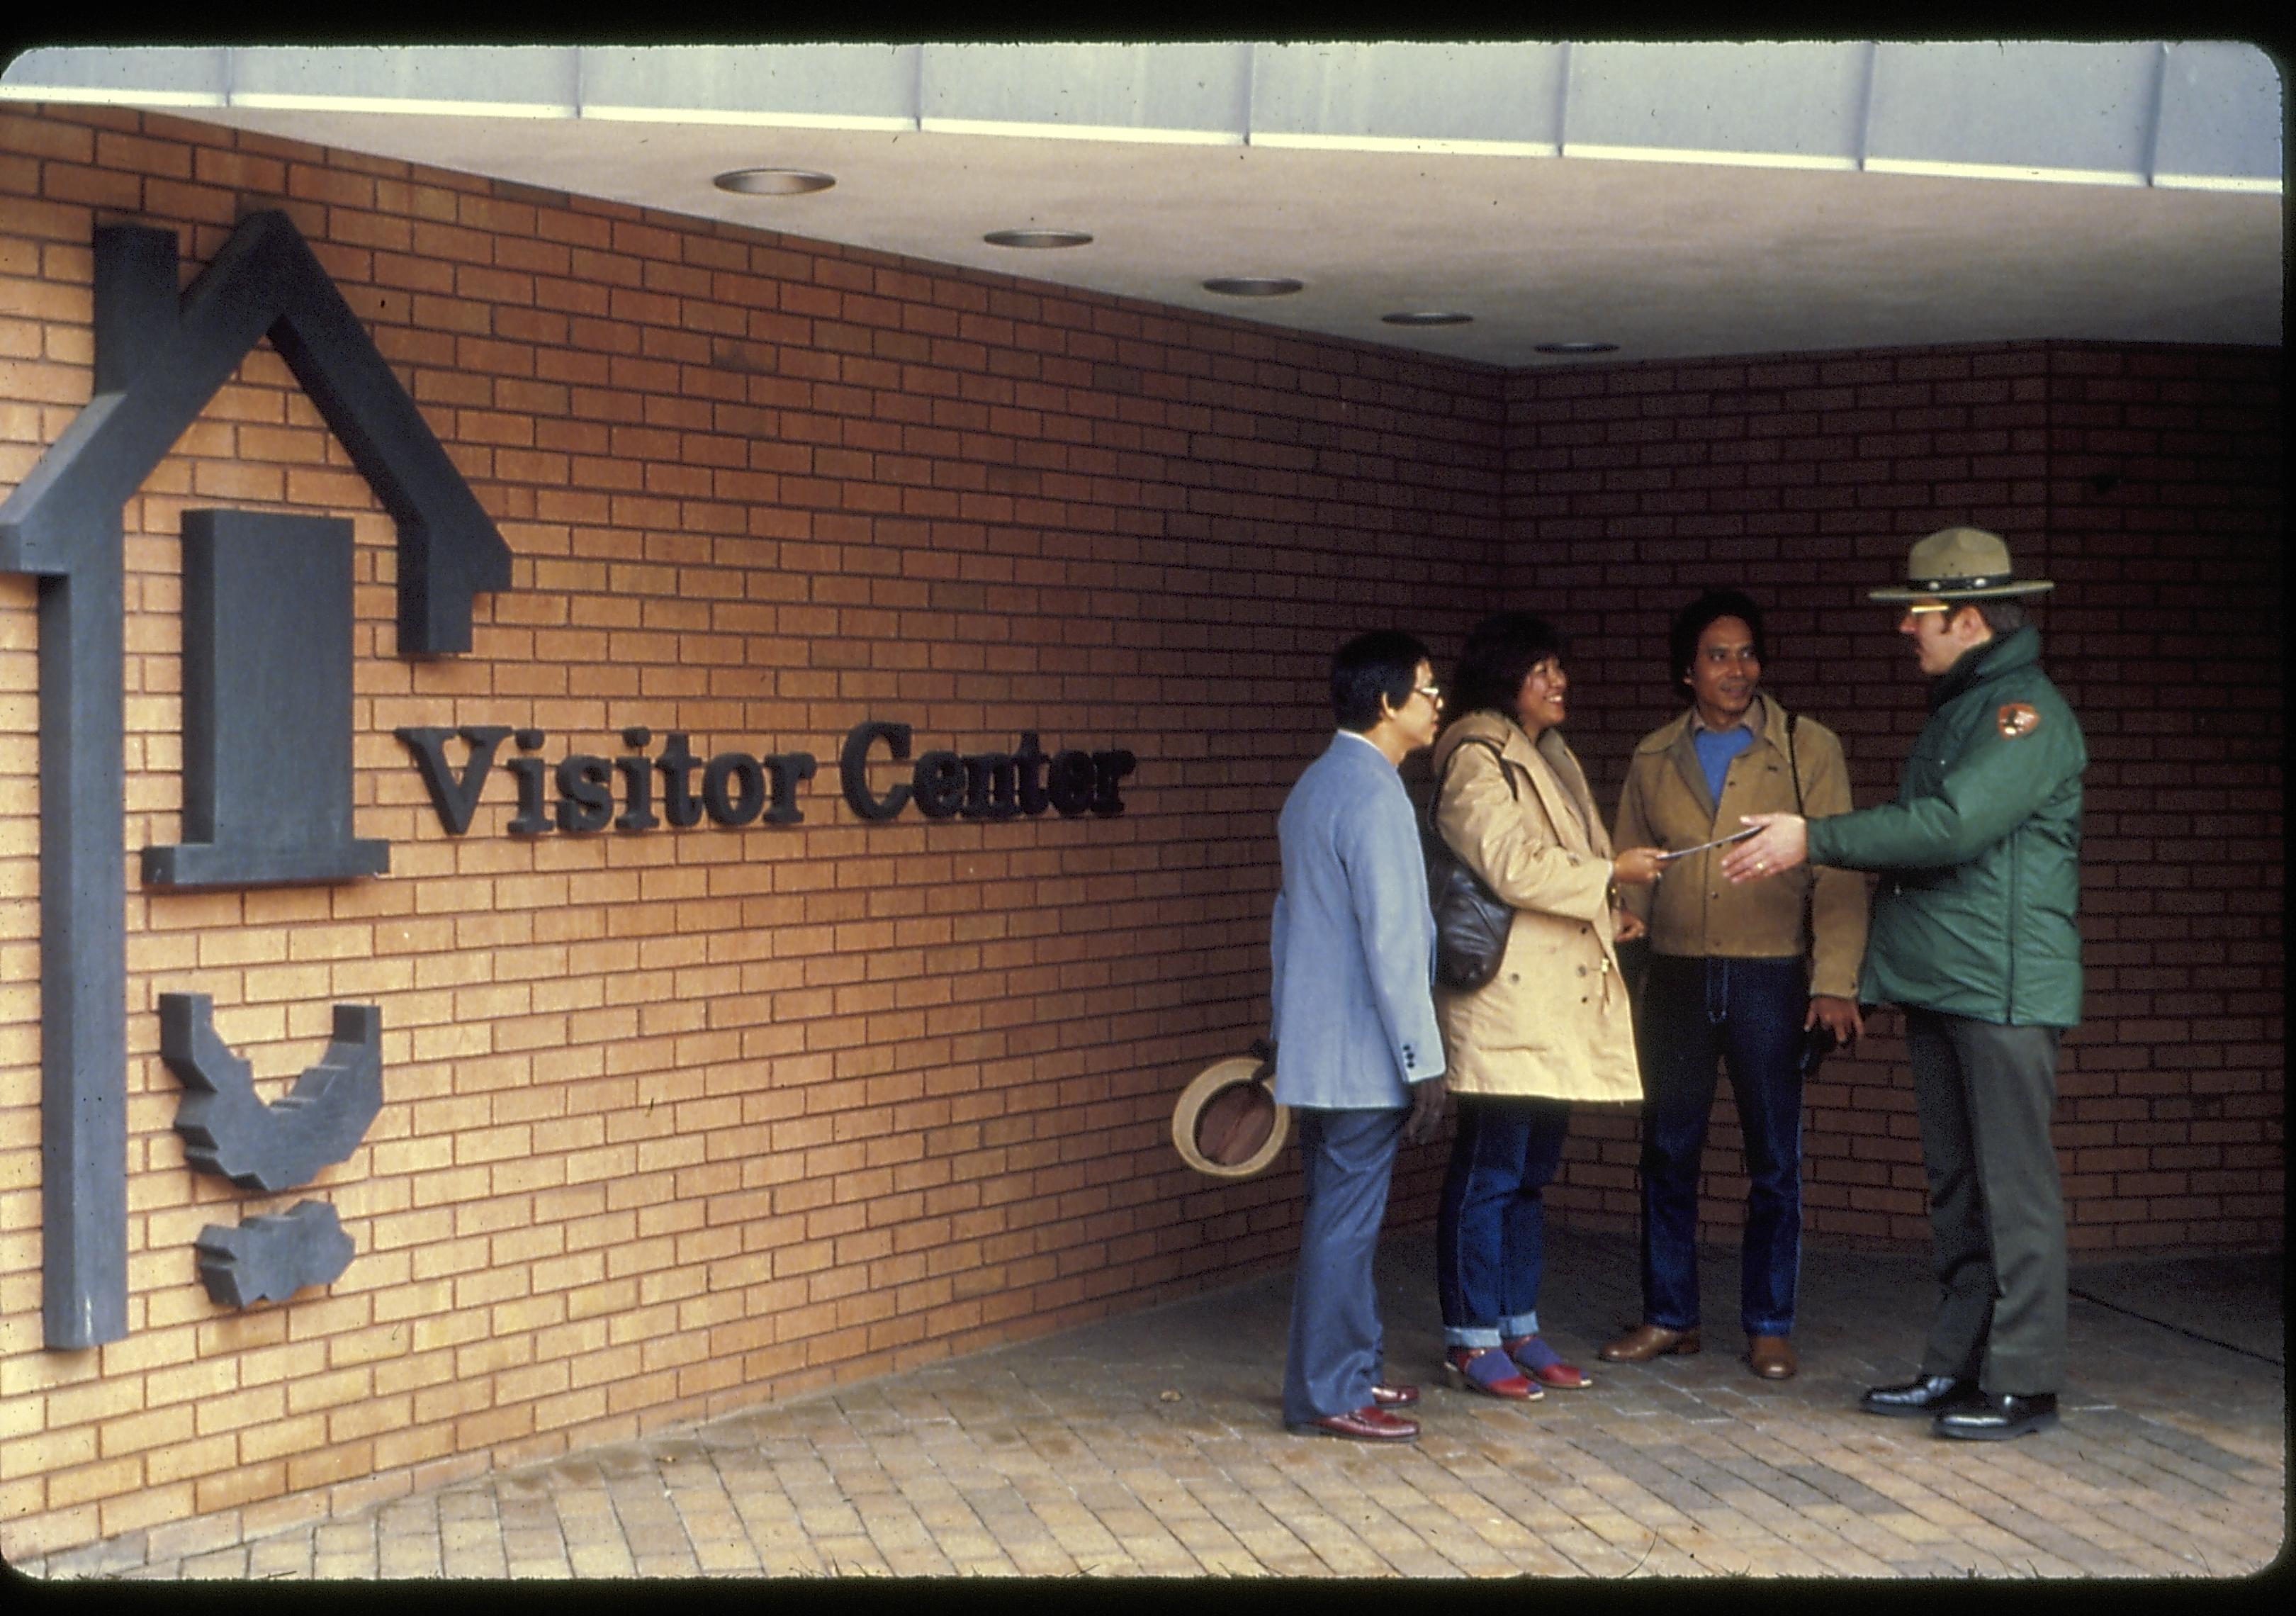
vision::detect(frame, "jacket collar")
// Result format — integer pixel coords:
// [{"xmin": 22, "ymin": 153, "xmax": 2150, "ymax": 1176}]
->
[
  {"xmin": 1930, "ymin": 623, "xmax": 2042, "ymax": 711},
  {"xmin": 1640, "ymin": 692, "xmax": 1790, "ymax": 822},
  {"xmin": 1635, "ymin": 690, "xmax": 1785, "ymax": 756}
]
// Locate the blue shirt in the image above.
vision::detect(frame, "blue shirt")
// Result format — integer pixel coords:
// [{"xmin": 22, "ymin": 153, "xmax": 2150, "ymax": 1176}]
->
[{"xmin": 1692, "ymin": 723, "xmax": 1754, "ymax": 805}]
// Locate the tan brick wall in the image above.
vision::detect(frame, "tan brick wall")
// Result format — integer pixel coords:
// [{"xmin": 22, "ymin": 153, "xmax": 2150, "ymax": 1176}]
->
[{"xmin": 0, "ymin": 104, "xmax": 1498, "ymax": 1558}]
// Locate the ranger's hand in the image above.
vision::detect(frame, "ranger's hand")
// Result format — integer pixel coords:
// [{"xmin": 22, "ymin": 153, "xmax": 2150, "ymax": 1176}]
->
[{"xmin": 1720, "ymin": 813, "xmax": 1808, "ymax": 884}]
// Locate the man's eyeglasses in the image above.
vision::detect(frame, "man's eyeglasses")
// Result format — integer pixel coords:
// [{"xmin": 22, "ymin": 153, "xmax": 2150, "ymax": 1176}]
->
[{"xmin": 1416, "ymin": 683, "xmax": 1444, "ymax": 703}]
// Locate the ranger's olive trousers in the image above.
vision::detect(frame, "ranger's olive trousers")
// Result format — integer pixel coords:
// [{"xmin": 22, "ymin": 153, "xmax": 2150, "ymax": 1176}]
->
[{"xmin": 1904, "ymin": 1008, "xmax": 2067, "ymax": 1396}]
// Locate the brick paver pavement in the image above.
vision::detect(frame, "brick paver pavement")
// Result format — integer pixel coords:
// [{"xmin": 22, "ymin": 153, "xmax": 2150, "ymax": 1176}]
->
[{"xmin": 13, "ymin": 1226, "xmax": 2283, "ymax": 1581}]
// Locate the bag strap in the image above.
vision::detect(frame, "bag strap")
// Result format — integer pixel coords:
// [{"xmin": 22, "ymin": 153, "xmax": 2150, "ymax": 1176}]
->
[
  {"xmin": 1427, "ymin": 736, "xmax": 1518, "ymax": 832},
  {"xmin": 1786, "ymin": 712, "xmax": 1816, "ymax": 962}
]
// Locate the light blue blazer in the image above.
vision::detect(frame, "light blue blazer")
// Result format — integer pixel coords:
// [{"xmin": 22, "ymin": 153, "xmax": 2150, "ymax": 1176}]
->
[{"xmin": 1269, "ymin": 732, "xmax": 1446, "ymax": 1109}]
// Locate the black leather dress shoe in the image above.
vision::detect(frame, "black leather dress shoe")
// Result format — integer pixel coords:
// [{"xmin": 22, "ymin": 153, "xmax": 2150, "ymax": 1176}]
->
[
  {"xmin": 1859, "ymin": 1374, "xmax": 1983, "ymax": 1418},
  {"xmin": 1935, "ymin": 1391, "xmax": 2058, "ymax": 1441}
]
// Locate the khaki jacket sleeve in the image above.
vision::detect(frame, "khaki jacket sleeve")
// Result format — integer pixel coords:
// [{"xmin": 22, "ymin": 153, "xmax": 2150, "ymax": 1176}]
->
[
  {"xmin": 1612, "ymin": 758, "xmax": 1656, "ymax": 926},
  {"xmin": 1796, "ymin": 722, "xmax": 1869, "ymax": 1000},
  {"xmin": 1437, "ymin": 741, "xmax": 1612, "ymax": 924}
]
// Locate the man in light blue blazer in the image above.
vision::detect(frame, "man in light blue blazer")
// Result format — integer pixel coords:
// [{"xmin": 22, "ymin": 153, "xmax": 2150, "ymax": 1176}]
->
[{"xmin": 1271, "ymin": 630, "xmax": 1449, "ymax": 1442}]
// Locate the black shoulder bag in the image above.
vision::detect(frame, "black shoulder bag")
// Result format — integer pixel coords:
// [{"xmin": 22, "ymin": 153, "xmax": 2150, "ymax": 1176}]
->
[
  {"xmin": 1786, "ymin": 714, "xmax": 1838, "ymax": 1077},
  {"xmin": 1423, "ymin": 739, "xmax": 1516, "ymax": 991}
]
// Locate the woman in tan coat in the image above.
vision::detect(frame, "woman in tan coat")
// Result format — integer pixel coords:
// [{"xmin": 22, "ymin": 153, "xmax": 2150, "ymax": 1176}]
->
[{"xmin": 1429, "ymin": 612, "xmax": 1663, "ymax": 1398}]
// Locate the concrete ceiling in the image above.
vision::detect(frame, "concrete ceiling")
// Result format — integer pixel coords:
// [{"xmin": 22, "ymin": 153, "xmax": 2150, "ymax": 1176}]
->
[{"xmin": 4, "ymin": 42, "xmax": 2283, "ymax": 370}]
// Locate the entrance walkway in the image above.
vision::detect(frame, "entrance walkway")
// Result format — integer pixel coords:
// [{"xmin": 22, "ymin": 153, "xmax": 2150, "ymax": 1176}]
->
[{"xmin": 15, "ymin": 1227, "xmax": 2283, "ymax": 1580}]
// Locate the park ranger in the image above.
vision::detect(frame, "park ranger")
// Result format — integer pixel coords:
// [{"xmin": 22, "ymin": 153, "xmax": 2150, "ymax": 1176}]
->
[{"xmin": 1721, "ymin": 527, "xmax": 2086, "ymax": 1442}]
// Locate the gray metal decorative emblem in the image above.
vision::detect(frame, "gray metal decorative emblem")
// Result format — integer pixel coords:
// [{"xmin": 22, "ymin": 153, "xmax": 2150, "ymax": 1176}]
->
[
  {"xmin": 0, "ymin": 213, "xmax": 508, "ymax": 1347},
  {"xmin": 193, "ymin": 1202, "xmax": 359, "ymax": 1308},
  {"xmin": 160, "ymin": 995, "xmax": 383, "ymax": 1194},
  {"xmin": 143, "ymin": 511, "xmax": 390, "ymax": 888}
]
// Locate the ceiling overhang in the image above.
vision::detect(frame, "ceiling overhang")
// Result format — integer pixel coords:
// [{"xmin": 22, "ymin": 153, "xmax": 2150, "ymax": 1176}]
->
[{"xmin": 3, "ymin": 41, "xmax": 2283, "ymax": 367}]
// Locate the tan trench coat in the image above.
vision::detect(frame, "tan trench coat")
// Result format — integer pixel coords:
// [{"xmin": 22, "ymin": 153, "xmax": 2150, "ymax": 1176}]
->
[{"xmin": 1429, "ymin": 710, "xmax": 1641, "ymax": 1104}]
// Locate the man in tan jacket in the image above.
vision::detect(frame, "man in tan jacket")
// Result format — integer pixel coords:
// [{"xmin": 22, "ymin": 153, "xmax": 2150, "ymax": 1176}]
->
[{"xmin": 1599, "ymin": 590, "xmax": 1867, "ymax": 1381}]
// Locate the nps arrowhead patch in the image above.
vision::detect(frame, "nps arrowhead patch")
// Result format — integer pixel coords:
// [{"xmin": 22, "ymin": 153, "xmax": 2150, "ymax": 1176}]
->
[{"xmin": 1997, "ymin": 702, "xmax": 2042, "ymax": 739}]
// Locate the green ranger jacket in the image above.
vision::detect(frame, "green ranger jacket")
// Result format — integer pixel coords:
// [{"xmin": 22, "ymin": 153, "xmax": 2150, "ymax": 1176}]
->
[{"xmin": 1805, "ymin": 625, "xmax": 2085, "ymax": 1027}]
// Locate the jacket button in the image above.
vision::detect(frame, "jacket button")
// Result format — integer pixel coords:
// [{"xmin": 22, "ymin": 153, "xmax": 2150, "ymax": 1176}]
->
[{"xmin": 1576, "ymin": 965, "xmax": 1587, "ymax": 976}]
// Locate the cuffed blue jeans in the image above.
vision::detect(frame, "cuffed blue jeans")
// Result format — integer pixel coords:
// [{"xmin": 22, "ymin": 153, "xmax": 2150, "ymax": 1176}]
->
[
  {"xmin": 1436, "ymin": 1095, "xmax": 1572, "ymax": 1349},
  {"xmin": 1635, "ymin": 955, "xmax": 1806, "ymax": 1337}
]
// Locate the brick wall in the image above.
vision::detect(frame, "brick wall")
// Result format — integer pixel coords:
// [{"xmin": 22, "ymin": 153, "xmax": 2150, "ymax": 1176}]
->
[
  {"xmin": 0, "ymin": 104, "xmax": 1499, "ymax": 1559},
  {"xmin": 0, "ymin": 102, "xmax": 2281, "ymax": 1564},
  {"xmin": 1499, "ymin": 345, "xmax": 2285, "ymax": 1254}
]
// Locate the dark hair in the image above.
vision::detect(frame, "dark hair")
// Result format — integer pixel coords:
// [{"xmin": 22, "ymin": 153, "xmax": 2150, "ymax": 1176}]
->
[
  {"xmin": 1451, "ymin": 612, "xmax": 1566, "ymax": 719},
  {"xmin": 1667, "ymin": 589, "xmax": 1767, "ymax": 697},
  {"xmin": 1330, "ymin": 629, "xmax": 1431, "ymax": 732},
  {"xmin": 1970, "ymin": 600, "xmax": 2030, "ymax": 636}
]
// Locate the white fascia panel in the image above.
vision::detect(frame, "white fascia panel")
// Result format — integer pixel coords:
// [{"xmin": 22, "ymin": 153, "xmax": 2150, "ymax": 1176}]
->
[
  {"xmin": 575, "ymin": 44, "xmax": 919, "ymax": 128},
  {"xmin": 918, "ymin": 118, "xmax": 1242, "ymax": 146},
  {"xmin": 582, "ymin": 105, "xmax": 915, "ymax": 131},
  {"xmin": 1867, "ymin": 41, "xmax": 2161, "ymax": 179},
  {"xmin": 2151, "ymin": 173, "xmax": 2284, "ymax": 195},
  {"xmin": 1563, "ymin": 41, "xmax": 1872, "ymax": 167},
  {"xmin": 1864, "ymin": 157, "xmax": 2147, "ymax": 187},
  {"xmin": 1249, "ymin": 132, "xmax": 1560, "ymax": 157},
  {"xmin": 227, "ymin": 94, "xmax": 573, "ymax": 120},
  {"xmin": 1564, "ymin": 143, "xmax": 1861, "ymax": 172},
  {"xmin": 0, "ymin": 45, "xmax": 230, "ymax": 105},
  {"xmin": 226, "ymin": 45, "xmax": 580, "ymax": 117},
  {"xmin": 2153, "ymin": 41, "xmax": 2283, "ymax": 186},
  {"xmin": 918, "ymin": 42, "xmax": 1251, "ymax": 144},
  {"xmin": 1248, "ymin": 40, "xmax": 1569, "ymax": 150},
  {"xmin": 0, "ymin": 83, "xmax": 227, "ymax": 107}
]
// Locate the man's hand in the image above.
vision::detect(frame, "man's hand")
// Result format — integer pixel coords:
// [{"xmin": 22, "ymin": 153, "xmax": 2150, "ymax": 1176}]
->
[
  {"xmin": 1405, "ymin": 1077, "xmax": 1447, "ymax": 1145},
  {"xmin": 1719, "ymin": 813, "xmax": 1808, "ymax": 885},
  {"xmin": 1806, "ymin": 994, "xmax": 1864, "ymax": 1045},
  {"xmin": 1612, "ymin": 908, "xmax": 1648, "ymax": 943}
]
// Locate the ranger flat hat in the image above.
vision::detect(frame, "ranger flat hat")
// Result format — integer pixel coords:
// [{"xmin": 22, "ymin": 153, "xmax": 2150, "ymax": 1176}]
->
[
  {"xmin": 1869, "ymin": 526, "xmax": 2056, "ymax": 602},
  {"xmin": 1171, "ymin": 1054, "xmax": 1291, "ymax": 1179}
]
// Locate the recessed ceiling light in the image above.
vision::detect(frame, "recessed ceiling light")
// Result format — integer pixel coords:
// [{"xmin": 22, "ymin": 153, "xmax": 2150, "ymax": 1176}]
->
[
  {"xmin": 1382, "ymin": 311, "xmax": 1475, "ymax": 327},
  {"xmin": 984, "ymin": 228, "xmax": 1093, "ymax": 248},
  {"xmin": 1203, "ymin": 277, "xmax": 1304, "ymax": 298},
  {"xmin": 1534, "ymin": 340, "xmax": 1619, "ymax": 355},
  {"xmin": 712, "ymin": 168, "xmax": 836, "ymax": 196}
]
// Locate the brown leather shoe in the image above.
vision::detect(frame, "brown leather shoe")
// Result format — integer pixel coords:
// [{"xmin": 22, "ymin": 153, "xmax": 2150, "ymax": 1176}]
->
[
  {"xmin": 1287, "ymin": 1405, "xmax": 1419, "ymax": 1442},
  {"xmin": 1746, "ymin": 1335, "xmax": 1797, "ymax": 1380},
  {"xmin": 1369, "ymin": 1382, "xmax": 1420, "ymax": 1408},
  {"xmin": 1597, "ymin": 1323, "xmax": 1702, "ymax": 1362}
]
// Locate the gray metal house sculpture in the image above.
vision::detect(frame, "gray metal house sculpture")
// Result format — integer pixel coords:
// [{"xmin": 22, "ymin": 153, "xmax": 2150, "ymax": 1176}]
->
[{"xmin": 0, "ymin": 211, "xmax": 511, "ymax": 1349}]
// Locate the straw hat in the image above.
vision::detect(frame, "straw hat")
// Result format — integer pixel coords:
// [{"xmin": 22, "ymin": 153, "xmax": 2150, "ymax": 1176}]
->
[
  {"xmin": 1869, "ymin": 526, "xmax": 2056, "ymax": 602},
  {"xmin": 1170, "ymin": 1053, "xmax": 1291, "ymax": 1179}
]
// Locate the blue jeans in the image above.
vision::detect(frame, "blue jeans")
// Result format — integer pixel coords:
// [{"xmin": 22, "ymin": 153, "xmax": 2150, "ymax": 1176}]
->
[
  {"xmin": 1635, "ymin": 955, "xmax": 1806, "ymax": 1337},
  {"xmin": 1436, "ymin": 1095, "xmax": 1571, "ymax": 1350}
]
